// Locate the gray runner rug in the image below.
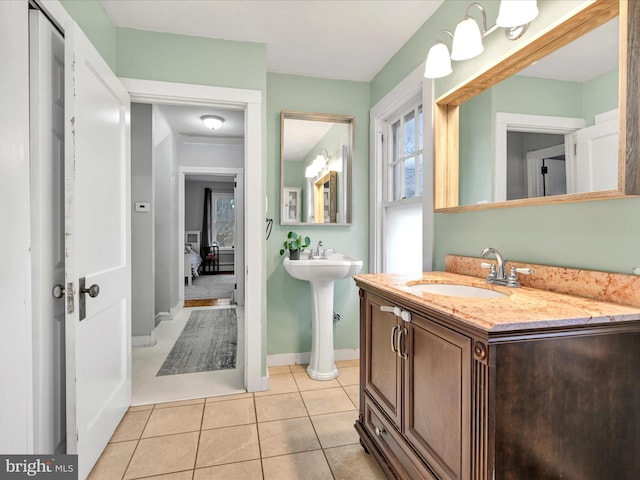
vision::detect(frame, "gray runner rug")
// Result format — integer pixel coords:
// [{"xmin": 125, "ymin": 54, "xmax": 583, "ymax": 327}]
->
[{"xmin": 157, "ymin": 309, "xmax": 237, "ymax": 376}]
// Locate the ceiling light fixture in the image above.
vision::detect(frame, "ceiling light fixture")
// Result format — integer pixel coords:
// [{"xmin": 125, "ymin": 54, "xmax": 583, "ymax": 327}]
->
[
  {"xmin": 201, "ymin": 115, "xmax": 225, "ymax": 130},
  {"xmin": 305, "ymin": 148, "xmax": 329, "ymax": 178},
  {"xmin": 424, "ymin": 0, "xmax": 538, "ymax": 79}
]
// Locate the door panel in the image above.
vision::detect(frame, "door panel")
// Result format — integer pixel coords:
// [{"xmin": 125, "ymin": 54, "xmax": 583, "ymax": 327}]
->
[
  {"xmin": 575, "ymin": 119, "xmax": 618, "ymax": 192},
  {"xmin": 364, "ymin": 293, "xmax": 402, "ymax": 426},
  {"xmin": 404, "ymin": 315, "xmax": 471, "ymax": 480},
  {"xmin": 64, "ymin": 22, "xmax": 131, "ymax": 479},
  {"xmin": 29, "ymin": 9, "xmax": 66, "ymax": 454}
]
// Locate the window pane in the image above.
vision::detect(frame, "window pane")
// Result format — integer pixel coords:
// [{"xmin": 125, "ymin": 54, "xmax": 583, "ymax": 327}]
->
[
  {"xmin": 392, "ymin": 120, "xmax": 401, "ymax": 161},
  {"xmin": 392, "ymin": 163, "xmax": 402, "ymax": 201},
  {"xmin": 216, "ymin": 223, "xmax": 234, "ymax": 247},
  {"xmin": 215, "ymin": 198, "xmax": 234, "ymax": 223},
  {"xmin": 418, "ymin": 153, "xmax": 423, "ymax": 196},
  {"xmin": 418, "ymin": 105, "xmax": 423, "ymax": 150},
  {"xmin": 404, "ymin": 157, "xmax": 415, "ymax": 198},
  {"xmin": 404, "ymin": 110, "xmax": 415, "ymax": 155}
]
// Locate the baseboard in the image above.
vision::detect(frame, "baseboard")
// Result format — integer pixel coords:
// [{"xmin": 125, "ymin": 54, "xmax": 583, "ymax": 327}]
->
[
  {"xmin": 132, "ymin": 328, "xmax": 157, "ymax": 347},
  {"xmin": 155, "ymin": 312, "xmax": 170, "ymax": 325},
  {"xmin": 267, "ymin": 348, "xmax": 359, "ymax": 367},
  {"xmin": 169, "ymin": 301, "xmax": 181, "ymax": 319}
]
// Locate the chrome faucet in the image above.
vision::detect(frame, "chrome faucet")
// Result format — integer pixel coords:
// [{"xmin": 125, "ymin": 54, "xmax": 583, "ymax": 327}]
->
[
  {"xmin": 315, "ymin": 240, "xmax": 324, "ymax": 258},
  {"xmin": 480, "ymin": 247, "xmax": 533, "ymax": 287},
  {"xmin": 481, "ymin": 247, "xmax": 507, "ymax": 280}
]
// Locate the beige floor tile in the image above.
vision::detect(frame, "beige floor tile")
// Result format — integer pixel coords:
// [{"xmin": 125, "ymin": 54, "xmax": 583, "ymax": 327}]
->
[
  {"xmin": 310, "ymin": 411, "xmax": 360, "ymax": 449},
  {"xmin": 301, "ymin": 388, "xmax": 356, "ymax": 416},
  {"xmin": 202, "ymin": 397, "xmax": 255, "ymax": 430},
  {"xmin": 110, "ymin": 410, "xmax": 152, "ymax": 442},
  {"xmin": 335, "ymin": 359, "xmax": 360, "ymax": 368},
  {"xmin": 88, "ymin": 440, "xmax": 137, "ymax": 480},
  {"xmin": 288, "ymin": 363, "xmax": 308, "ymax": 373},
  {"xmin": 325, "ymin": 444, "xmax": 386, "ymax": 480},
  {"xmin": 196, "ymin": 424, "xmax": 260, "ymax": 468},
  {"xmin": 124, "ymin": 432, "xmax": 199, "ymax": 479},
  {"xmin": 254, "ymin": 392, "xmax": 308, "ymax": 422},
  {"xmin": 262, "ymin": 450, "xmax": 333, "ymax": 480},
  {"xmin": 258, "ymin": 417, "xmax": 320, "ymax": 457},
  {"xmin": 336, "ymin": 366, "xmax": 360, "ymax": 387},
  {"xmin": 255, "ymin": 373, "xmax": 298, "ymax": 397},
  {"xmin": 342, "ymin": 385, "xmax": 360, "ymax": 409},
  {"xmin": 268, "ymin": 365, "xmax": 291, "ymax": 375},
  {"xmin": 194, "ymin": 460, "xmax": 263, "ymax": 480},
  {"xmin": 206, "ymin": 392, "xmax": 253, "ymax": 403},
  {"xmin": 292, "ymin": 371, "xmax": 340, "ymax": 391},
  {"xmin": 128, "ymin": 404, "xmax": 154, "ymax": 412},
  {"xmin": 142, "ymin": 471, "xmax": 194, "ymax": 480},
  {"xmin": 154, "ymin": 398, "xmax": 205, "ymax": 409},
  {"xmin": 142, "ymin": 404, "xmax": 204, "ymax": 438}
]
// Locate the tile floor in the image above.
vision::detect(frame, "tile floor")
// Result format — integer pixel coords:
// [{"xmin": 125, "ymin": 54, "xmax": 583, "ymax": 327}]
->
[{"xmin": 89, "ymin": 360, "xmax": 385, "ymax": 480}]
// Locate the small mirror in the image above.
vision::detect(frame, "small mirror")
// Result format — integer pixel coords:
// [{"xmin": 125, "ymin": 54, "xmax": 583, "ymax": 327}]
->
[{"xmin": 280, "ymin": 111, "xmax": 354, "ymax": 225}]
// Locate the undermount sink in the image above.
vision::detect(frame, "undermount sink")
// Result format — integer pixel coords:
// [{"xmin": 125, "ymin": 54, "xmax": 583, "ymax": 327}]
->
[
  {"xmin": 406, "ymin": 282, "xmax": 508, "ymax": 299},
  {"xmin": 283, "ymin": 252, "xmax": 363, "ymax": 381},
  {"xmin": 283, "ymin": 252, "xmax": 363, "ymax": 283}
]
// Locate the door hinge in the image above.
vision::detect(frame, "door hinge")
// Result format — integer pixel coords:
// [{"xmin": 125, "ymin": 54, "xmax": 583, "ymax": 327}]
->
[
  {"xmin": 66, "ymin": 282, "xmax": 75, "ymax": 314},
  {"xmin": 541, "ymin": 165, "xmax": 548, "ymax": 175}
]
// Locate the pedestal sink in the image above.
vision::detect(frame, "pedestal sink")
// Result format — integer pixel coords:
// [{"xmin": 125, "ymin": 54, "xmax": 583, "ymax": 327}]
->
[{"xmin": 284, "ymin": 252, "xmax": 363, "ymax": 380}]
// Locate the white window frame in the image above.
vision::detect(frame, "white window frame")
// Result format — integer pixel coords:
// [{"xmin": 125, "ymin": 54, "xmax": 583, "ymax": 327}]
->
[
  {"xmin": 386, "ymin": 103, "xmax": 424, "ymax": 202},
  {"xmin": 370, "ymin": 65, "xmax": 434, "ymax": 274}
]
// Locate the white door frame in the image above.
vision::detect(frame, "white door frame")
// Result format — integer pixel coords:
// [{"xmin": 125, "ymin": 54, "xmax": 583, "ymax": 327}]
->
[
  {"xmin": 121, "ymin": 78, "xmax": 263, "ymax": 392},
  {"xmin": 178, "ymin": 167, "xmax": 244, "ymax": 305},
  {"xmin": 494, "ymin": 112, "xmax": 585, "ymax": 202}
]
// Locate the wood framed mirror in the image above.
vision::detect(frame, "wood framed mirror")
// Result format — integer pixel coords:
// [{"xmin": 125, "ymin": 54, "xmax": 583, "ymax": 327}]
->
[
  {"xmin": 280, "ymin": 111, "xmax": 354, "ymax": 225},
  {"xmin": 434, "ymin": 0, "xmax": 639, "ymax": 212}
]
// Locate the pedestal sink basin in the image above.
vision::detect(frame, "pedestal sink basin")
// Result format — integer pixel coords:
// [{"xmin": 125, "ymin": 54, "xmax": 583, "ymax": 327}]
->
[
  {"xmin": 406, "ymin": 282, "xmax": 508, "ymax": 299},
  {"xmin": 284, "ymin": 252, "xmax": 363, "ymax": 380}
]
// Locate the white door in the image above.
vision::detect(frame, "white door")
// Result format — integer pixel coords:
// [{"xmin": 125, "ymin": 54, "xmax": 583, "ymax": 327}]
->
[
  {"xmin": 575, "ymin": 119, "xmax": 619, "ymax": 193},
  {"xmin": 29, "ymin": 10, "xmax": 67, "ymax": 454},
  {"xmin": 234, "ymin": 173, "xmax": 245, "ymax": 306},
  {"xmin": 64, "ymin": 23, "xmax": 131, "ymax": 479}
]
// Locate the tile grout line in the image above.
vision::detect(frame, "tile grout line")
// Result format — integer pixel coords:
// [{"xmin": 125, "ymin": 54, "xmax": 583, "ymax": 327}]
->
[
  {"xmin": 251, "ymin": 392, "xmax": 266, "ymax": 479},
  {"xmin": 114, "ymin": 403, "xmax": 157, "ymax": 480}
]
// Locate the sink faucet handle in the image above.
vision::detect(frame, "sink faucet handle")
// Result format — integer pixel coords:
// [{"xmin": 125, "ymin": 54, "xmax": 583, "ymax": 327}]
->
[
  {"xmin": 481, "ymin": 262, "xmax": 497, "ymax": 278},
  {"xmin": 480, "ymin": 262, "xmax": 492, "ymax": 269},
  {"xmin": 513, "ymin": 267, "xmax": 534, "ymax": 275}
]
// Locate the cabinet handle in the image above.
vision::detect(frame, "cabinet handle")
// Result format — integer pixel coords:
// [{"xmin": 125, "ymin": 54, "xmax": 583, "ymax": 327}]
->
[
  {"xmin": 397, "ymin": 327, "xmax": 408, "ymax": 360},
  {"xmin": 380, "ymin": 305, "xmax": 402, "ymax": 316},
  {"xmin": 390, "ymin": 324, "xmax": 400, "ymax": 353},
  {"xmin": 375, "ymin": 426, "xmax": 385, "ymax": 437}
]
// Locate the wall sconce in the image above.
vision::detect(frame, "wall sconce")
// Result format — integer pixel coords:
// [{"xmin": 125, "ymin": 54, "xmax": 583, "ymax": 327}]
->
[
  {"xmin": 305, "ymin": 148, "xmax": 329, "ymax": 178},
  {"xmin": 424, "ymin": 0, "xmax": 538, "ymax": 79},
  {"xmin": 201, "ymin": 115, "xmax": 225, "ymax": 130}
]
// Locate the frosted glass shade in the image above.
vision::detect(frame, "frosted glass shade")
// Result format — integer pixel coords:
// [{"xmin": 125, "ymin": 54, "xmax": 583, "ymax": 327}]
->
[
  {"xmin": 201, "ymin": 115, "xmax": 224, "ymax": 130},
  {"xmin": 424, "ymin": 42, "xmax": 452, "ymax": 79},
  {"xmin": 451, "ymin": 17, "xmax": 484, "ymax": 61},
  {"xmin": 496, "ymin": 0, "xmax": 538, "ymax": 28}
]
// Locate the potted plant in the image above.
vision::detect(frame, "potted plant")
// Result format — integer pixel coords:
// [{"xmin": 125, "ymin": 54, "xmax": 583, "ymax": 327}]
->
[{"xmin": 279, "ymin": 231, "xmax": 310, "ymax": 260}]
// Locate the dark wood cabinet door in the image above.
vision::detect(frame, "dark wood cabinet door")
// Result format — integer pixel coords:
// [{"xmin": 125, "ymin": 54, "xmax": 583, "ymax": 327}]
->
[
  {"xmin": 364, "ymin": 293, "xmax": 402, "ymax": 427},
  {"xmin": 404, "ymin": 314, "xmax": 471, "ymax": 480}
]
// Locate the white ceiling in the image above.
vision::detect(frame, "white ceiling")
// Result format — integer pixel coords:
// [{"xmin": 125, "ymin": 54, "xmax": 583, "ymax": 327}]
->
[
  {"xmin": 157, "ymin": 104, "xmax": 245, "ymax": 137},
  {"xmin": 100, "ymin": 0, "xmax": 444, "ymax": 82}
]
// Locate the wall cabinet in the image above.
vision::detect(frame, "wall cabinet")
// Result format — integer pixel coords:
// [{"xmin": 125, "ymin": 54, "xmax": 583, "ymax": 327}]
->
[{"xmin": 356, "ymin": 286, "xmax": 640, "ymax": 480}]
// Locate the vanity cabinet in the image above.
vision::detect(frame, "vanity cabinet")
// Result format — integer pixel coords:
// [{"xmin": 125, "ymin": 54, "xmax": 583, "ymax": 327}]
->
[
  {"xmin": 355, "ymin": 284, "xmax": 640, "ymax": 480},
  {"xmin": 359, "ymin": 291, "xmax": 470, "ymax": 480}
]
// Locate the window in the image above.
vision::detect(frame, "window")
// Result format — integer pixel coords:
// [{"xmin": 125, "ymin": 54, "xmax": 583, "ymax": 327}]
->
[
  {"xmin": 388, "ymin": 104, "xmax": 423, "ymax": 201},
  {"xmin": 212, "ymin": 194, "xmax": 235, "ymax": 248}
]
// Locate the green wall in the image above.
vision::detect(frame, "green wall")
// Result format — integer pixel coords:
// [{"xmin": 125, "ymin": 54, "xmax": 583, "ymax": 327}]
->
[
  {"xmin": 60, "ymin": 0, "xmax": 116, "ymax": 69},
  {"xmin": 266, "ymin": 73, "xmax": 369, "ymax": 355},
  {"xmin": 372, "ymin": 0, "xmax": 639, "ymax": 275}
]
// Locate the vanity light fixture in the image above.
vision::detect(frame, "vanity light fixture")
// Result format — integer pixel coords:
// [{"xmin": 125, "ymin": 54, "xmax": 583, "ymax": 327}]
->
[
  {"xmin": 305, "ymin": 148, "xmax": 329, "ymax": 178},
  {"xmin": 424, "ymin": 0, "xmax": 538, "ymax": 79},
  {"xmin": 201, "ymin": 115, "xmax": 225, "ymax": 130}
]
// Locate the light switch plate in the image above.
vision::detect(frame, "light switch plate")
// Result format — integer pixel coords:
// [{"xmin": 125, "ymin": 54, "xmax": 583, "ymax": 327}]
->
[{"xmin": 135, "ymin": 202, "xmax": 151, "ymax": 212}]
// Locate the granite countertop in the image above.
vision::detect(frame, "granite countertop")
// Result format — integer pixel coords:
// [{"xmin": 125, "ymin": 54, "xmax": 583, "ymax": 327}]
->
[{"xmin": 353, "ymin": 271, "xmax": 640, "ymax": 333}]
